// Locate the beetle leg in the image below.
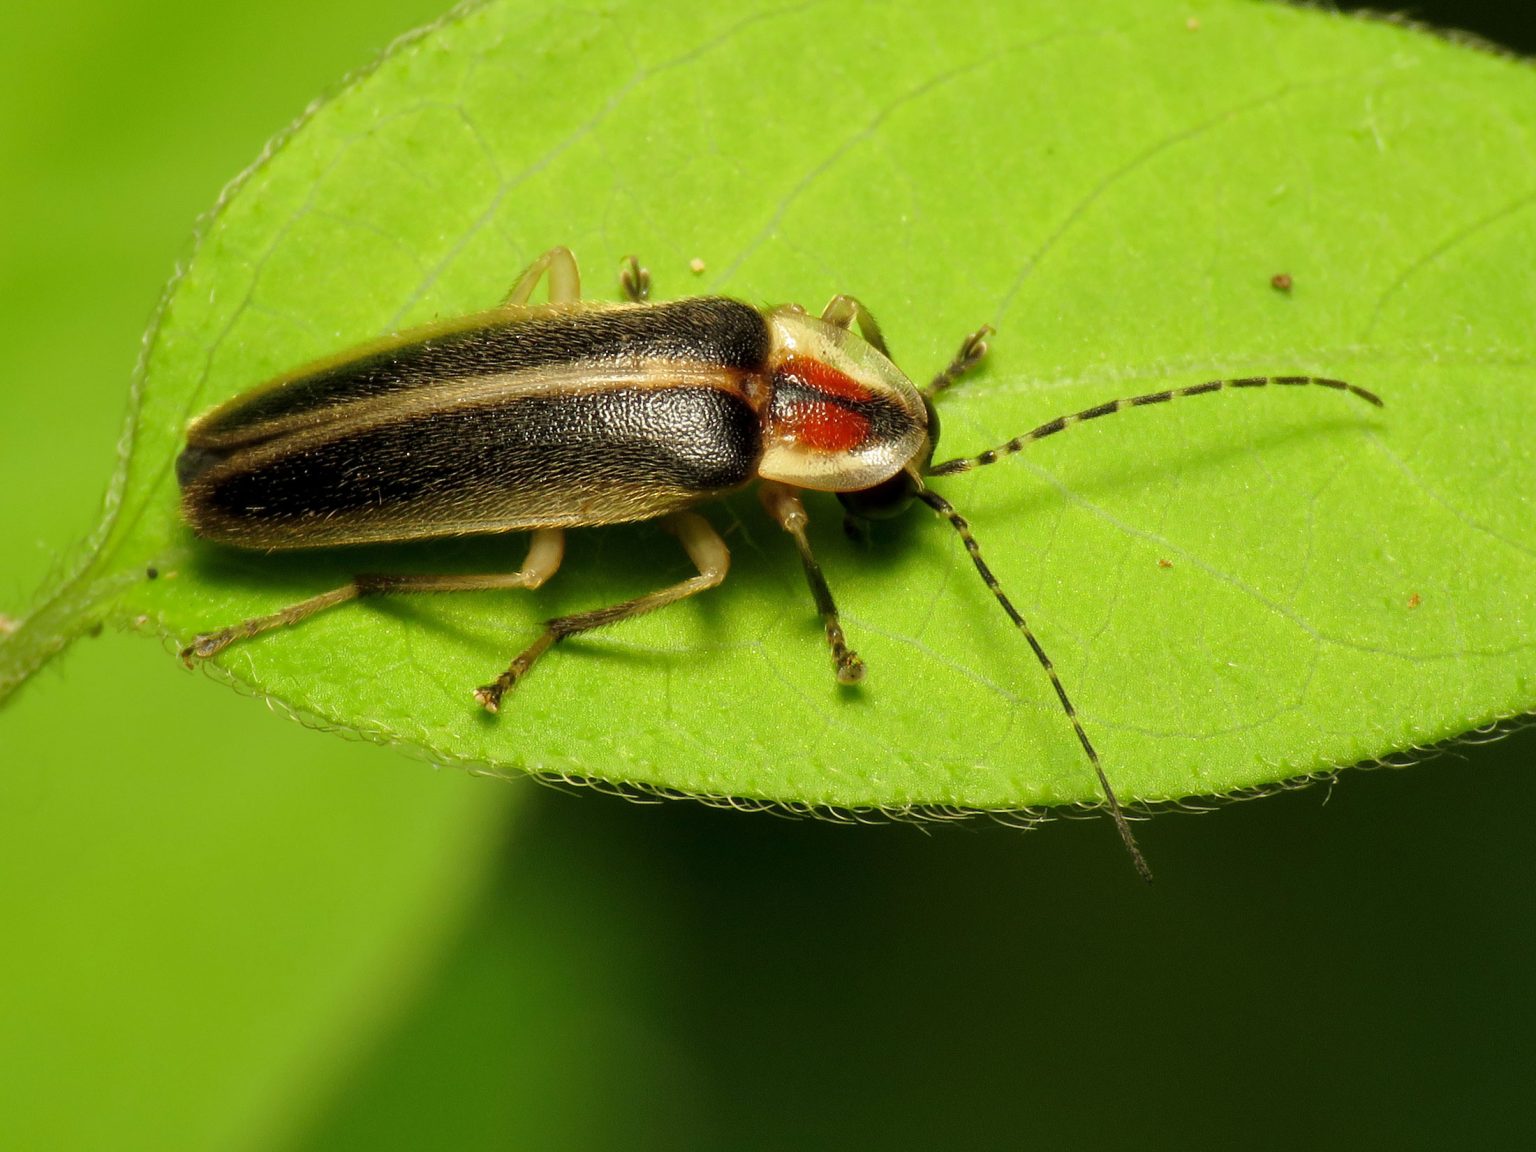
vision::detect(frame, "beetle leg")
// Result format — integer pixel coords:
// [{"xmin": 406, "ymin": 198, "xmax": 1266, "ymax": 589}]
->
[
  {"xmin": 819, "ymin": 294, "xmax": 892, "ymax": 359},
  {"xmin": 759, "ymin": 481, "xmax": 865, "ymax": 685},
  {"xmin": 619, "ymin": 256, "xmax": 651, "ymax": 303},
  {"xmin": 503, "ymin": 246, "xmax": 582, "ymax": 306},
  {"xmin": 924, "ymin": 325, "xmax": 993, "ymax": 399},
  {"xmin": 474, "ymin": 512, "xmax": 729, "ymax": 712},
  {"xmin": 180, "ymin": 529, "xmax": 565, "ymax": 662}
]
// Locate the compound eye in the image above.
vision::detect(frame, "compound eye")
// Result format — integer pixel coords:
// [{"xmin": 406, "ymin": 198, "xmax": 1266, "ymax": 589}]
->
[{"xmin": 837, "ymin": 470, "xmax": 917, "ymax": 520}]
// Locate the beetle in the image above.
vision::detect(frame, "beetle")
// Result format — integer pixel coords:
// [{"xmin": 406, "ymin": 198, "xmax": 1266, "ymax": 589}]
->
[{"xmin": 178, "ymin": 246, "xmax": 1383, "ymax": 879}]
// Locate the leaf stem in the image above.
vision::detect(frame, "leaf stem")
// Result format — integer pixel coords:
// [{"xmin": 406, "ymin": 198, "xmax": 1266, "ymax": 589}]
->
[{"xmin": 0, "ymin": 562, "xmax": 136, "ymax": 706}]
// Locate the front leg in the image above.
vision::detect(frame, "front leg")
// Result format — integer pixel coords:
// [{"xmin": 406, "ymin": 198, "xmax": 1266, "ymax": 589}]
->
[
  {"xmin": 924, "ymin": 325, "xmax": 992, "ymax": 398},
  {"xmin": 820, "ymin": 294, "xmax": 892, "ymax": 359},
  {"xmin": 759, "ymin": 481, "xmax": 865, "ymax": 685}
]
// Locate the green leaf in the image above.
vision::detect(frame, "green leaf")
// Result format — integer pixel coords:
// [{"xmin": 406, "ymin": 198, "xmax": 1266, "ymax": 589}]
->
[{"xmin": 6, "ymin": 0, "xmax": 1536, "ymax": 816}]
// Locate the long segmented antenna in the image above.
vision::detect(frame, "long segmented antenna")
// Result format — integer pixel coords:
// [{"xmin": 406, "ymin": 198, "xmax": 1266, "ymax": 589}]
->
[
  {"xmin": 914, "ymin": 364, "xmax": 1382, "ymax": 879},
  {"xmin": 912, "ymin": 479, "xmax": 1153, "ymax": 883},
  {"xmin": 927, "ymin": 375, "xmax": 1383, "ymax": 478}
]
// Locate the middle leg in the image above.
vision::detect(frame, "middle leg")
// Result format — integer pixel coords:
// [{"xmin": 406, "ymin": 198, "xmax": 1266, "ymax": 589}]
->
[
  {"xmin": 503, "ymin": 246, "xmax": 582, "ymax": 306},
  {"xmin": 475, "ymin": 512, "xmax": 730, "ymax": 711}
]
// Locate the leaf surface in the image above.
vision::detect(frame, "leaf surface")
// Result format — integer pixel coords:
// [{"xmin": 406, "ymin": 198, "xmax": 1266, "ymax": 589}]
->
[{"xmin": 9, "ymin": 0, "xmax": 1536, "ymax": 813}]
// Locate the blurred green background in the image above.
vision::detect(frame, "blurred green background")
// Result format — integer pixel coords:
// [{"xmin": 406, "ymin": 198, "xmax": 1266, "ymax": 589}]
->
[{"xmin": 3, "ymin": 2, "xmax": 1534, "ymax": 1148}]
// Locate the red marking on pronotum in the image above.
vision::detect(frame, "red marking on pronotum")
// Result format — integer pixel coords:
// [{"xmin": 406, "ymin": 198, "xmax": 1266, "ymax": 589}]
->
[
  {"xmin": 778, "ymin": 355, "xmax": 873, "ymax": 402},
  {"xmin": 774, "ymin": 355, "xmax": 872, "ymax": 453}
]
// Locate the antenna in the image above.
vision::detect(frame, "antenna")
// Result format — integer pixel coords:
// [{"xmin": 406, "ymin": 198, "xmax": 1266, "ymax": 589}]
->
[
  {"xmin": 929, "ymin": 375, "xmax": 1382, "ymax": 479},
  {"xmin": 918, "ymin": 372, "xmax": 1383, "ymax": 879},
  {"xmin": 913, "ymin": 479, "xmax": 1152, "ymax": 881}
]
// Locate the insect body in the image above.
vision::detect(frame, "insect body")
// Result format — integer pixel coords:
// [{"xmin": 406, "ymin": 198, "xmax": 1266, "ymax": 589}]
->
[{"xmin": 179, "ymin": 247, "xmax": 1382, "ymax": 879}]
